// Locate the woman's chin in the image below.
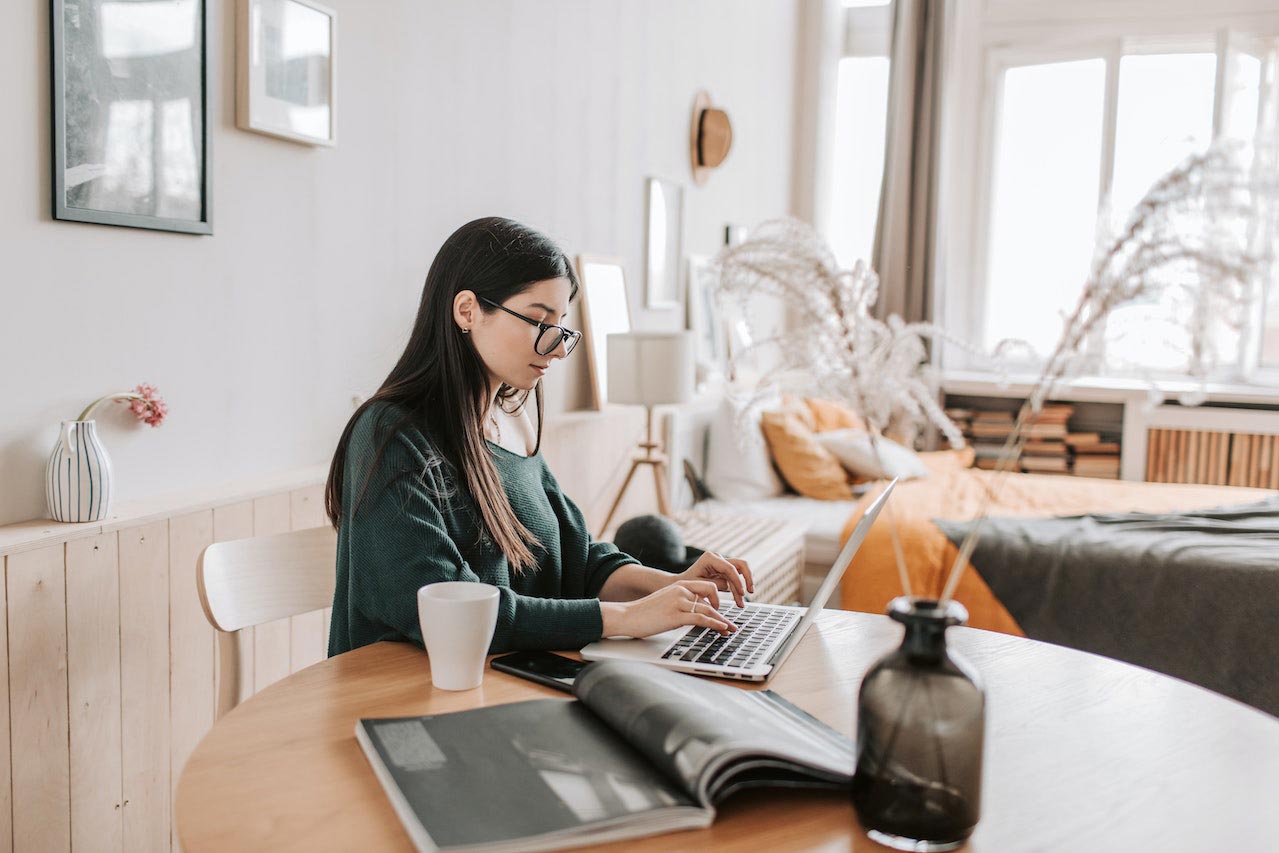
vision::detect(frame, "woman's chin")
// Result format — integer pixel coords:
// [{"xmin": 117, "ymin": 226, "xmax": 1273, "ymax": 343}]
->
[{"xmin": 504, "ymin": 374, "xmax": 541, "ymax": 391}]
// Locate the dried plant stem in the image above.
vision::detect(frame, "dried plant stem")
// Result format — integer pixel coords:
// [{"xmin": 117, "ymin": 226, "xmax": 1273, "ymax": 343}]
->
[
  {"xmin": 868, "ymin": 430, "xmax": 913, "ymax": 598},
  {"xmin": 937, "ymin": 303, "xmax": 1088, "ymax": 606}
]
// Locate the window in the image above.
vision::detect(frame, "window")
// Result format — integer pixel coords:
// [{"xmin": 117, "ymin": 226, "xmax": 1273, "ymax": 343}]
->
[
  {"xmin": 829, "ymin": 57, "xmax": 891, "ymax": 268},
  {"xmin": 970, "ymin": 26, "xmax": 1279, "ymax": 382},
  {"xmin": 983, "ymin": 59, "xmax": 1105, "ymax": 353},
  {"xmin": 826, "ymin": 1, "xmax": 893, "ymax": 269}
]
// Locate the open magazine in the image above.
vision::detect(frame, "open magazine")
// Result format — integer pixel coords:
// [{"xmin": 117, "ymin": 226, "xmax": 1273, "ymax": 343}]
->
[{"xmin": 356, "ymin": 659, "xmax": 855, "ymax": 852}]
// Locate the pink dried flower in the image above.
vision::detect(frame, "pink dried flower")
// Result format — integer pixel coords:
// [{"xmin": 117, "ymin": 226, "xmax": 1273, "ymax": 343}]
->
[{"xmin": 118, "ymin": 383, "xmax": 168, "ymax": 427}]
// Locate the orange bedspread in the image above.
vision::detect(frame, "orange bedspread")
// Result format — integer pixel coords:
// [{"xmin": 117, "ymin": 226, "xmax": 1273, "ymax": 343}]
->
[{"xmin": 838, "ymin": 469, "xmax": 1274, "ymax": 635}]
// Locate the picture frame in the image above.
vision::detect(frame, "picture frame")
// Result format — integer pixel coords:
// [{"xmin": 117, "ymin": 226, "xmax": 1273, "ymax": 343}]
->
[
  {"xmin": 575, "ymin": 255, "xmax": 633, "ymax": 411},
  {"xmin": 685, "ymin": 254, "xmax": 729, "ymax": 376},
  {"xmin": 237, "ymin": 0, "xmax": 337, "ymax": 146},
  {"xmin": 51, "ymin": 0, "xmax": 213, "ymax": 234},
  {"xmin": 644, "ymin": 177, "xmax": 685, "ymax": 309}
]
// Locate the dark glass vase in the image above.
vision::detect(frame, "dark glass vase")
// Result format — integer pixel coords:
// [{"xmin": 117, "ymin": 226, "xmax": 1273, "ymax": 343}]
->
[{"xmin": 851, "ymin": 596, "xmax": 985, "ymax": 852}]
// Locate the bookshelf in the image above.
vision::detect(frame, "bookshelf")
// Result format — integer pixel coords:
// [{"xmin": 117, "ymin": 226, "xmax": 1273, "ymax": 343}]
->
[
  {"xmin": 940, "ymin": 373, "xmax": 1279, "ymax": 484},
  {"xmin": 944, "ymin": 396, "xmax": 1123, "ymax": 478}
]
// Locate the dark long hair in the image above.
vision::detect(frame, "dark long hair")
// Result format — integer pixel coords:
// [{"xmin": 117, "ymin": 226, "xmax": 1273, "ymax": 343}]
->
[{"xmin": 325, "ymin": 217, "xmax": 580, "ymax": 572}]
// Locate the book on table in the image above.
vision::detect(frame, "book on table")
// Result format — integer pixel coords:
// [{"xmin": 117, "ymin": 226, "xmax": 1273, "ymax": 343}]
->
[{"xmin": 355, "ymin": 659, "xmax": 854, "ymax": 852}]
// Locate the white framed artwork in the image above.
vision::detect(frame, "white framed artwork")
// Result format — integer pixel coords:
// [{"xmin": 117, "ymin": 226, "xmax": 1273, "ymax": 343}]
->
[
  {"xmin": 575, "ymin": 255, "xmax": 633, "ymax": 410},
  {"xmin": 237, "ymin": 0, "xmax": 337, "ymax": 146}
]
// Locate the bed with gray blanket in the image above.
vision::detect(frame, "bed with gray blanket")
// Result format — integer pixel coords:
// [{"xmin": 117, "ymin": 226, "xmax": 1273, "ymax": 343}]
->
[{"xmin": 935, "ymin": 497, "xmax": 1279, "ymax": 718}]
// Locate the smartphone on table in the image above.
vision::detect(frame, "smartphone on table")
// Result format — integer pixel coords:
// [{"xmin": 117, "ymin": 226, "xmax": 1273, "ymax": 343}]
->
[{"xmin": 490, "ymin": 651, "xmax": 588, "ymax": 694}]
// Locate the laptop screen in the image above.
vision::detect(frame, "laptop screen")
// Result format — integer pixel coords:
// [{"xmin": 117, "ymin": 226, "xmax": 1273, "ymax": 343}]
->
[{"xmin": 794, "ymin": 478, "xmax": 897, "ymax": 628}]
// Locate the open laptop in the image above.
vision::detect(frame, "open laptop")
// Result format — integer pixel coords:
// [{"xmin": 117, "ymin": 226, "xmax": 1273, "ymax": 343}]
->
[{"xmin": 581, "ymin": 479, "xmax": 896, "ymax": 682}]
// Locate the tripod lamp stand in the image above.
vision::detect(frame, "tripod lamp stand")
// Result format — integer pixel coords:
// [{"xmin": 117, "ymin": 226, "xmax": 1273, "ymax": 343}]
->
[{"xmin": 597, "ymin": 331, "xmax": 695, "ymax": 537}]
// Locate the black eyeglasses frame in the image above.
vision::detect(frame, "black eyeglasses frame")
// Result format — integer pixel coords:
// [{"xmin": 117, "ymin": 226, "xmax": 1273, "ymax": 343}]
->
[{"xmin": 477, "ymin": 296, "xmax": 581, "ymax": 357}]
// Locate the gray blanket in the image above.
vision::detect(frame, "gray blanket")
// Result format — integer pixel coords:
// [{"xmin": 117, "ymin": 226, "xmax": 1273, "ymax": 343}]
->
[{"xmin": 935, "ymin": 497, "xmax": 1279, "ymax": 718}]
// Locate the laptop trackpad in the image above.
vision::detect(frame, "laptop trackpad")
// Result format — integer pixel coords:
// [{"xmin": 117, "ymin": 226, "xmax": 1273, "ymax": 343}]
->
[{"xmin": 580, "ymin": 628, "xmax": 684, "ymax": 662}]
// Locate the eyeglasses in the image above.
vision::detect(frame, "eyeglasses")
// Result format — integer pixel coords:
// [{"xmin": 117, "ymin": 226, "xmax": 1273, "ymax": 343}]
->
[{"xmin": 478, "ymin": 296, "xmax": 581, "ymax": 356}]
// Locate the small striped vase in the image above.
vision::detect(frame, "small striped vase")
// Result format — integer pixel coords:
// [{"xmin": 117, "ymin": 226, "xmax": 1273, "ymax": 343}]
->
[{"xmin": 46, "ymin": 420, "xmax": 113, "ymax": 523}]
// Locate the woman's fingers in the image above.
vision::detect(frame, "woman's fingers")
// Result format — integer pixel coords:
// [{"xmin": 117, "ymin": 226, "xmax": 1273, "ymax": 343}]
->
[
  {"xmin": 703, "ymin": 552, "xmax": 748, "ymax": 607},
  {"xmin": 688, "ymin": 609, "xmax": 734, "ymax": 635},
  {"xmin": 728, "ymin": 557, "xmax": 755, "ymax": 594},
  {"xmin": 675, "ymin": 579, "xmax": 721, "ymax": 607}
]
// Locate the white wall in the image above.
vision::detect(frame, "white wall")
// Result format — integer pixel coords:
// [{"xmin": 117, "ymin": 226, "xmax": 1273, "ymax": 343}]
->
[{"xmin": 0, "ymin": 0, "xmax": 799, "ymax": 526}]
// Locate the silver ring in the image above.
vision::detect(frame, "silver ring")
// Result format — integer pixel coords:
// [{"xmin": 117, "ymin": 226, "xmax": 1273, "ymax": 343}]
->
[{"xmin": 690, "ymin": 599, "xmax": 698, "ymax": 613}]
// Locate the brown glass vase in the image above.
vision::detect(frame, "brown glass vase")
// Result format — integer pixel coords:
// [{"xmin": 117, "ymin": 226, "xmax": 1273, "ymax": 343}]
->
[{"xmin": 851, "ymin": 596, "xmax": 985, "ymax": 851}]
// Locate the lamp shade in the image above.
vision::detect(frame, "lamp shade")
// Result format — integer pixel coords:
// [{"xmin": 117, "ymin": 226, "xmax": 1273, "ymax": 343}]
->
[{"xmin": 606, "ymin": 331, "xmax": 695, "ymax": 406}]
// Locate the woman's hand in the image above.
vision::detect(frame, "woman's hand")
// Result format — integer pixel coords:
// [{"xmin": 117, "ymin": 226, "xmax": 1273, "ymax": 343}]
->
[
  {"xmin": 671, "ymin": 551, "xmax": 754, "ymax": 607},
  {"xmin": 600, "ymin": 580, "xmax": 738, "ymax": 639}
]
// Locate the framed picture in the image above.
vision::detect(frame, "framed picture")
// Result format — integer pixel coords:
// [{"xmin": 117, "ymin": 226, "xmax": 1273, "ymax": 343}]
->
[
  {"xmin": 575, "ymin": 255, "xmax": 632, "ymax": 411},
  {"xmin": 237, "ymin": 0, "xmax": 337, "ymax": 146},
  {"xmin": 644, "ymin": 177, "xmax": 685, "ymax": 309},
  {"xmin": 685, "ymin": 255, "xmax": 728, "ymax": 376},
  {"xmin": 51, "ymin": 0, "xmax": 212, "ymax": 234}
]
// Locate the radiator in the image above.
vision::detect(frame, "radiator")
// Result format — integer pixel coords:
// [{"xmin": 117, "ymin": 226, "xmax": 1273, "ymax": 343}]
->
[{"xmin": 1145, "ymin": 427, "xmax": 1279, "ymax": 488}]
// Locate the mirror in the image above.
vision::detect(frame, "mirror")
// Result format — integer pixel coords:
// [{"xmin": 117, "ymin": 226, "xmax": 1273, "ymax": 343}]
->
[
  {"xmin": 576, "ymin": 256, "xmax": 632, "ymax": 410},
  {"xmin": 645, "ymin": 177, "xmax": 684, "ymax": 309}
]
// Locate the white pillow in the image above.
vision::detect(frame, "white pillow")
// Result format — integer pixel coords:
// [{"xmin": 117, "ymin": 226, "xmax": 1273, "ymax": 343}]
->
[
  {"xmin": 815, "ymin": 428, "xmax": 930, "ymax": 481},
  {"xmin": 703, "ymin": 390, "xmax": 785, "ymax": 501}
]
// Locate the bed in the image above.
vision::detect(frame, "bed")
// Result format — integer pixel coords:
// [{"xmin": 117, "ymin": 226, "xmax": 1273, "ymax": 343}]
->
[{"xmin": 662, "ymin": 399, "xmax": 1275, "ymax": 633}]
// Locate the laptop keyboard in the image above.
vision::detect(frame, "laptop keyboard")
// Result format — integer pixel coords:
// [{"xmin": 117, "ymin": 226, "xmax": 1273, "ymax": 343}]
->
[{"xmin": 660, "ymin": 604, "xmax": 799, "ymax": 669}]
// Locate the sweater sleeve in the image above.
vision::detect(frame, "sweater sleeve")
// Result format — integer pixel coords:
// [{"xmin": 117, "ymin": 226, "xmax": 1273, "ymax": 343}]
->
[
  {"xmin": 540, "ymin": 458, "xmax": 642, "ymax": 599},
  {"xmin": 345, "ymin": 433, "xmax": 607, "ymax": 654}
]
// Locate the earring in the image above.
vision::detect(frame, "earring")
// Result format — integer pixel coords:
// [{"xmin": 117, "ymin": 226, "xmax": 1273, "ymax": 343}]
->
[{"xmin": 460, "ymin": 327, "xmax": 470, "ymax": 334}]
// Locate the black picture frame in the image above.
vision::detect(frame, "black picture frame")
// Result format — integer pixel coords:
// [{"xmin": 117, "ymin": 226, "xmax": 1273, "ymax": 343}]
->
[{"xmin": 51, "ymin": 0, "xmax": 213, "ymax": 235}]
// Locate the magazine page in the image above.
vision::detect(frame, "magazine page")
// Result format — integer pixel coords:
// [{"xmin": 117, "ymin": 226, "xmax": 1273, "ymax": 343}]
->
[
  {"xmin": 573, "ymin": 660, "xmax": 855, "ymax": 804},
  {"xmin": 357, "ymin": 697, "xmax": 709, "ymax": 853}
]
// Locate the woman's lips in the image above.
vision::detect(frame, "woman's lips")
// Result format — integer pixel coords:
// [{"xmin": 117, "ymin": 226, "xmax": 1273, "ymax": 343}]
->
[{"xmin": 530, "ymin": 364, "xmax": 548, "ymax": 375}]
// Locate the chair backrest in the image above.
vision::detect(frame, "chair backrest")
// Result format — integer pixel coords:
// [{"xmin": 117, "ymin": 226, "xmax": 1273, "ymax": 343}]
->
[
  {"xmin": 198, "ymin": 525, "xmax": 338, "ymax": 718},
  {"xmin": 196, "ymin": 526, "xmax": 338, "ymax": 633}
]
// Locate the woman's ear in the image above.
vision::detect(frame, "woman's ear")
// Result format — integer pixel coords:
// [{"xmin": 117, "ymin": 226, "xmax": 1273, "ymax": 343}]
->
[{"xmin": 453, "ymin": 289, "xmax": 478, "ymax": 332}]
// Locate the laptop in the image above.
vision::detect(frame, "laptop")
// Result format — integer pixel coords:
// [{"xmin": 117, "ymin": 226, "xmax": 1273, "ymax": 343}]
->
[{"xmin": 581, "ymin": 479, "xmax": 896, "ymax": 682}]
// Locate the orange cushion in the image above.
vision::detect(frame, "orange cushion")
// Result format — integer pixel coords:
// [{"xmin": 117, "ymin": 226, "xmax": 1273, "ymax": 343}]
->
[
  {"xmin": 760, "ymin": 403, "xmax": 856, "ymax": 501},
  {"xmin": 805, "ymin": 397, "xmax": 867, "ymax": 433}
]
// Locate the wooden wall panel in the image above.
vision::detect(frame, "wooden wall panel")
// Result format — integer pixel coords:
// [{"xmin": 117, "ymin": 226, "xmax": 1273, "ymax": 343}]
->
[
  {"xmin": 288, "ymin": 487, "xmax": 327, "ymax": 673},
  {"xmin": 66, "ymin": 533, "xmax": 123, "ymax": 853},
  {"xmin": 252, "ymin": 496, "xmax": 292, "ymax": 691},
  {"xmin": 168, "ymin": 511, "xmax": 214, "ymax": 852},
  {"xmin": 212, "ymin": 502, "xmax": 255, "ymax": 708},
  {"xmin": 119, "ymin": 522, "xmax": 170, "ymax": 853},
  {"xmin": 7, "ymin": 544, "xmax": 70, "ymax": 852},
  {"xmin": 0, "ymin": 556, "xmax": 12, "ymax": 853}
]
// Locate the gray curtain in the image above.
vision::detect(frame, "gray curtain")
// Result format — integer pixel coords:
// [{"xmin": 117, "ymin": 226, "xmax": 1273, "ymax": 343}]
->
[{"xmin": 871, "ymin": 0, "xmax": 945, "ymax": 324}]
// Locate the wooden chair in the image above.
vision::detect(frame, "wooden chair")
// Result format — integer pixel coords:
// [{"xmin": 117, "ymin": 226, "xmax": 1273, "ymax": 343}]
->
[{"xmin": 196, "ymin": 526, "xmax": 338, "ymax": 718}]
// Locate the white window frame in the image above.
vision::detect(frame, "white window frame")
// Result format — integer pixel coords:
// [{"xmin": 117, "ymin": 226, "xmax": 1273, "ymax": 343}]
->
[{"xmin": 943, "ymin": 3, "xmax": 1279, "ymax": 387}]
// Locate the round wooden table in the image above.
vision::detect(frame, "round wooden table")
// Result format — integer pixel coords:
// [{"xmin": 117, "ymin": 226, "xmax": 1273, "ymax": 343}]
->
[{"xmin": 176, "ymin": 611, "xmax": 1279, "ymax": 851}]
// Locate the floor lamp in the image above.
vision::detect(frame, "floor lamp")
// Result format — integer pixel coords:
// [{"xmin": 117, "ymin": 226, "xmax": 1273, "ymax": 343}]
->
[{"xmin": 597, "ymin": 331, "xmax": 695, "ymax": 537}]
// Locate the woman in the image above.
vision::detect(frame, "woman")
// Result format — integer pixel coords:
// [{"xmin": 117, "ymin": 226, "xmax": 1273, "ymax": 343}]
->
[{"xmin": 325, "ymin": 217, "xmax": 753, "ymax": 656}]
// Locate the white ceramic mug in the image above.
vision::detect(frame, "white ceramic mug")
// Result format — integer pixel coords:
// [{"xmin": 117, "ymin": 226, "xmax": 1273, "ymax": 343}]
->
[{"xmin": 417, "ymin": 581, "xmax": 500, "ymax": 690}]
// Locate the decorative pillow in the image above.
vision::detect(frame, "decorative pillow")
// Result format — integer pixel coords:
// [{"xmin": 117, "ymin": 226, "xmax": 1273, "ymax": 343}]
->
[
  {"xmin": 814, "ymin": 428, "xmax": 931, "ymax": 481},
  {"xmin": 805, "ymin": 397, "xmax": 867, "ymax": 433},
  {"xmin": 759, "ymin": 402, "xmax": 856, "ymax": 501},
  {"xmin": 703, "ymin": 391, "xmax": 786, "ymax": 501}
]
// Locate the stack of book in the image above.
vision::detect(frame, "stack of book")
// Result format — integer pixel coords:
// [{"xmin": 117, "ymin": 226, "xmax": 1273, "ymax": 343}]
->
[
  {"xmin": 1019, "ymin": 404, "xmax": 1074, "ymax": 474},
  {"xmin": 966, "ymin": 410, "xmax": 1015, "ymax": 470},
  {"xmin": 1067, "ymin": 433, "xmax": 1122, "ymax": 479}
]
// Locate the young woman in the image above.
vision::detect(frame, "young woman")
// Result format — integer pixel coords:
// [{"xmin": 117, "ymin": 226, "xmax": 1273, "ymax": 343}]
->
[{"xmin": 325, "ymin": 217, "xmax": 754, "ymax": 656}]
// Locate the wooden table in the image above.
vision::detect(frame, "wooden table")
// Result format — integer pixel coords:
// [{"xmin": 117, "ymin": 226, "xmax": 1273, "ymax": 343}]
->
[{"xmin": 176, "ymin": 611, "xmax": 1279, "ymax": 852}]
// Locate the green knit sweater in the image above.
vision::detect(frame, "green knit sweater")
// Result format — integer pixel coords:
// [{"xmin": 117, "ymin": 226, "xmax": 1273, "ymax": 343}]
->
[{"xmin": 327, "ymin": 402, "xmax": 639, "ymax": 657}]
